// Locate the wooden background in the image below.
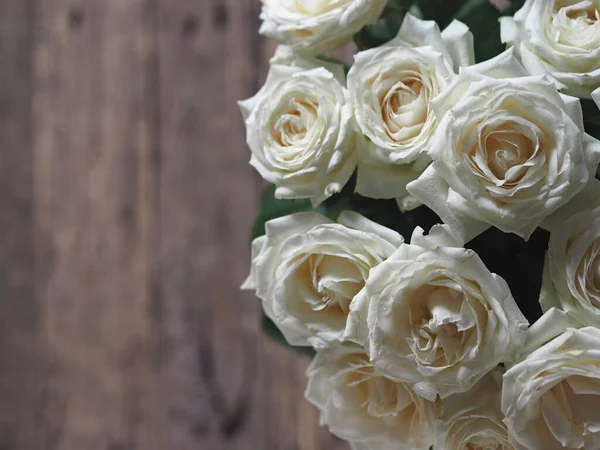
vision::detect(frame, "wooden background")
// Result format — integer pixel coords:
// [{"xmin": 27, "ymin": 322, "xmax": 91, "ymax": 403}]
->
[{"xmin": 0, "ymin": 0, "xmax": 350, "ymax": 448}]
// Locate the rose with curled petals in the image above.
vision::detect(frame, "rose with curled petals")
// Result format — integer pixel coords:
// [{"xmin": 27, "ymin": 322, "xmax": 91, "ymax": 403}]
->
[
  {"xmin": 435, "ymin": 368, "xmax": 513, "ymax": 450},
  {"xmin": 541, "ymin": 205, "xmax": 600, "ymax": 326},
  {"xmin": 260, "ymin": 0, "xmax": 388, "ymax": 56},
  {"xmin": 243, "ymin": 211, "xmax": 403, "ymax": 350},
  {"xmin": 347, "ymin": 13, "xmax": 475, "ymax": 203},
  {"xmin": 306, "ymin": 344, "xmax": 437, "ymax": 450},
  {"xmin": 239, "ymin": 51, "xmax": 358, "ymax": 207},
  {"xmin": 406, "ymin": 49, "xmax": 600, "ymax": 244},
  {"xmin": 501, "ymin": 0, "xmax": 600, "ymax": 98},
  {"xmin": 502, "ymin": 325, "xmax": 600, "ymax": 450},
  {"xmin": 345, "ymin": 224, "xmax": 528, "ymax": 401}
]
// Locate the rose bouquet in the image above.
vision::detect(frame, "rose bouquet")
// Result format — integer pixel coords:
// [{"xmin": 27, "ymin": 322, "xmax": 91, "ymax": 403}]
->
[{"xmin": 240, "ymin": 0, "xmax": 600, "ymax": 448}]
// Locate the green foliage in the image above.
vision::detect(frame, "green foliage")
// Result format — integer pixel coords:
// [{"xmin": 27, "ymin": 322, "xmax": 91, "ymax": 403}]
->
[
  {"xmin": 251, "ymin": 185, "xmax": 314, "ymax": 240},
  {"xmin": 354, "ymin": 0, "xmax": 527, "ymax": 62},
  {"xmin": 353, "ymin": 0, "xmax": 413, "ymax": 50},
  {"xmin": 416, "ymin": 0, "xmax": 467, "ymax": 28},
  {"xmin": 452, "ymin": 0, "xmax": 507, "ymax": 63},
  {"xmin": 583, "ymin": 99, "xmax": 600, "ymax": 142}
]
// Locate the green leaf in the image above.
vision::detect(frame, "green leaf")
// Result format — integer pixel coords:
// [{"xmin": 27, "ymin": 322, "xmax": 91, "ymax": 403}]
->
[
  {"xmin": 582, "ymin": 98, "xmax": 600, "ymax": 122},
  {"xmin": 353, "ymin": 23, "xmax": 396, "ymax": 50},
  {"xmin": 251, "ymin": 184, "xmax": 314, "ymax": 240},
  {"xmin": 416, "ymin": 0, "xmax": 466, "ymax": 28},
  {"xmin": 353, "ymin": 0, "xmax": 415, "ymax": 50},
  {"xmin": 261, "ymin": 314, "xmax": 316, "ymax": 357},
  {"xmin": 453, "ymin": 0, "xmax": 506, "ymax": 63}
]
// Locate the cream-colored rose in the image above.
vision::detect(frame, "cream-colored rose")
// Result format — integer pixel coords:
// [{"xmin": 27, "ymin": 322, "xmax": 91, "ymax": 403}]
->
[
  {"xmin": 502, "ymin": 325, "xmax": 600, "ymax": 450},
  {"xmin": 594, "ymin": 87, "xmax": 600, "ymax": 107},
  {"xmin": 435, "ymin": 368, "xmax": 513, "ymax": 450},
  {"xmin": 345, "ymin": 224, "xmax": 528, "ymax": 401},
  {"xmin": 407, "ymin": 49, "xmax": 600, "ymax": 244},
  {"xmin": 242, "ymin": 211, "xmax": 403, "ymax": 349},
  {"xmin": 348, "ymin": 14, "xmax": 474, "ymax": 201},
  {"xmin": 305, "ymin": 344, "xmax": 437, "ymax": 450},
  {"xmin": 239, "ymin": 53, "xmax": 358, "ymax": 207},
  {"xmin": 540, "ymin": 205, "xmax": 600, "ymax": 325},
  {"xmin": 259, "ymin": 0, "xmax": 388, "ymax": 56},
  {"xmin": 501, "ymin": 0, "xmax": 600, "ymax": 98}
]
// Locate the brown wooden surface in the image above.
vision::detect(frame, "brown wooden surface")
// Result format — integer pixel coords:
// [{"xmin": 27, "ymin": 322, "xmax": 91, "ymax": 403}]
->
[{"xmin": 0, "ymin": 1, "xmax": 349, "ymax": 449}]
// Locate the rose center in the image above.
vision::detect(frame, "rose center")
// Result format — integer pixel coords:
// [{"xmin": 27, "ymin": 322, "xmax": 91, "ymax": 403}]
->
[
  {"xmin": 550, "ymin": 0, "xmax": 600, "ymax": 65},
  {"xmin": 485, "ymin": 128, "xmax": 535, "ymax": 179},
  {"xmin": 379, "ymin": 76, "xmax": 428, "ymax": 142},
  {"xmin": 303, "ymin": 254, "xmax": 364, "ymax": 315},
  {"xmin": 560, "ymin": 1, "xmax": 599, "ymax": 23},
  {"xmin": 407, "ymin": 280, "xmax": 477, "ymax": 367},
  {"xmin": 272, "ymin": 97, "xmax": 319, "ymax": 150}
]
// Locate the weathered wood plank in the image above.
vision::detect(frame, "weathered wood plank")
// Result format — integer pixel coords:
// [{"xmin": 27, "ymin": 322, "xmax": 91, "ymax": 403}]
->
[
  {"xmin": 156, "ymin": 0, "xmax": 346, "ymax": 448},
  {"xmin": 33, "ymin": 1, "xmax": 163, "ymax": 448},
  {"xmin": 155, "ymin": 0, "xmax": 263, "ymax": 448},
  {"xmin": 0, "ymin": 1, "xmax": 38, "ymax": 449}
]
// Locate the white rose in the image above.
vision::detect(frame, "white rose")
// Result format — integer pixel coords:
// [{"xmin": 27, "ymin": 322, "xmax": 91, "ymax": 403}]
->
[
  {"xmin": 502, "ymin": 325, "xmax": 600, "ymax": 450},
  {"xmin": 500, "ymin": 0, "xmax": 600, "ymax": 98},
  {"xmin": 305, "ymin": 344, "xmax": 437, "ymax": 450},
  {"xmin": 348, "ymin": 13, "xmax": 474, "ymax": 201},
  {"xmin": 259, "ymin": 0, "xmax": 388, "ymax": 56},
  {"xmin": 407, "ymin": 49, "xmax": 600, "ymax": 244},
  {"xmin": 242, "ymin": 211, "xmax": 403, "ymax": 349},
  {"xmin": 435, "ymin": 368, "xmax": 512, "ymax": 450},
  {"xmin": 540, "ymin": 205, "xmax": 600, "ymax": 325},
  {"xmin": 594, "ymin": 87, "xmax": 600, "ymax": 107},
  {"xmin": 239, "ymin": 53, "xmax": 358, "ymax": 207},
  {"xmin": 345, "ymin": 224, "xmax": 528, "ymax": 401}
]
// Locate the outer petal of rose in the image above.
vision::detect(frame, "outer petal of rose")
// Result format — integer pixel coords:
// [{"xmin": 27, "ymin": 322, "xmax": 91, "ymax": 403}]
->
[
  {"xmin": 394, "ymin": 13, "xmax": 447, "ymax": 55},
  {"xmin": 594, "ymin": 88, "xmax": 600, "ymax": 109},
  {"xmin": 406, "ymin": 166, "xmax": 490, "ymax": 245},
  {"xmin": 344, "ymin": 288, "xmax": 370, "ymax": 349},
  {"xmin": 337, "ymin": 211, "xmax": 404, "ymax": 247},
  {"xmin": 518, "ymin": 44, "xmax": 570, "ymax": 92},
  {"xmin": 264, "ymin": 211, "xmax": 333, "ymax": 238},
  {"xmin": 440, "ymin": 20, "xmax": 475, "ymax": 71},
  {"xmin": 241, "ymin": 235, "xmax": 268, "ymax": 290},
  {"xmin": 517, "ymin": 308, "xmax": 581, "ymax": 360},
  {"xmin": 539, "ymin": 254, "xmax": 562, "ymax": 313},
  {"xmin": 542, "ymin": 178, "xmax": 600, "ymax": 232},
  {"xmin": 492, "ymin": 273, "xmax": 529, "ymax": 359},
  {"xmin": 410, "ymin": 224, "xmax": 463, "ymax": 250},
  {"xmin": 431, "ymin": 49, "xmax": 528, "ymax": 118},
  {"xmin": 499, "ymin": 16, "xmax": 518, "ymax": 45},
  {"xmin": 395, "ymin": 194, "xmax": 423, "ymax": 213},
  {"xmin": 255, "ymin": 212, "xmax": 333, "ymax": 298},
  {"xmin": 310, "ymin": 143, "xmax": 358, "ymax": 207},
  {"xmin": 559, "ymin": 94, "xmax": 584, "ymax": 132},
  {"xmin": 350, "ymin": 439, "xmax": 406, "ymax": 450},
  {"xmin": 461, "ymin": 47, "xmax": 529, "ymax": 79},
  {"xmin": 355, "ymin": 159, "xmax": 425, "ymax": 200}
]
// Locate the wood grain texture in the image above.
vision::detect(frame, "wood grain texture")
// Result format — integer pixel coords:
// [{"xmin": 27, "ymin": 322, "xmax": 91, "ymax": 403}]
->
[
  {"xmin": 156, "ymin": 0, "xmax": 345, "ymax": 448},
  {"xmin": 0, "ymin": 0, "xmax": 348, "ymax": 448},
  {"xmin": 33, "ymin": 0, "xmax": 163, "ymax": 448},
  {"xmin": 0, "ymin": 1, "xmax": 38, "ymax": 449}
]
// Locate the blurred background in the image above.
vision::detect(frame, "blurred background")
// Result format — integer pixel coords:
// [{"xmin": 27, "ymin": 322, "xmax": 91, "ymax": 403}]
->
[
  {"xmin": 0, "ymin": 0, "xmax": 352, "ymax": 448},
  {"xmin": 0, "ymin": 0, "xmax": 510, "ymax": 449}
]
